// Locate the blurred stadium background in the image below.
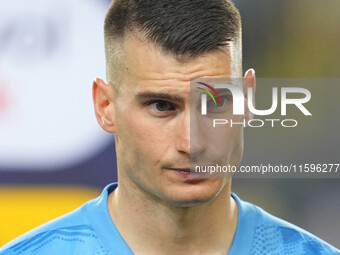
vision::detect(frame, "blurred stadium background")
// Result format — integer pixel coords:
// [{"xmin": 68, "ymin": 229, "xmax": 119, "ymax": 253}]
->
[{"xmin": 0, "ymin": 0, "xmax": 339, "ymax": 248}]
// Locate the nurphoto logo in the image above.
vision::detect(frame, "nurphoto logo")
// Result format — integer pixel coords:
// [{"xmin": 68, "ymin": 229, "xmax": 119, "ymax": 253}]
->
[{"xmin": 196, "ymin": 81, "xmax": 312, "ymax": 128}]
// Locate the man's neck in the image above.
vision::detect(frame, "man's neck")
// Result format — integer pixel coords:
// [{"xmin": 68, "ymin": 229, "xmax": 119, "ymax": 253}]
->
[{"xmin": 108, "ymin": 180, "xmax": 238, "ymax": 255}]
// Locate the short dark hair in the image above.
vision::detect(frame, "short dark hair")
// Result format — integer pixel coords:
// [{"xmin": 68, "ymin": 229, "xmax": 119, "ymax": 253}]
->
[{"xmin": 104, "ymin": 0, "xmax": 242, "ymax": 82}]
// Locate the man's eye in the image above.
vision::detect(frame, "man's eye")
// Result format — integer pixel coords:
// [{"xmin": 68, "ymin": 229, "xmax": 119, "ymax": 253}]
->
[
  {"xmin": 207, "ymin": 95, "xmax": 232, "ymax": 108},
  {"xmin": 148, "ymin": 100, "xmax": 176, "ymax": 112}
]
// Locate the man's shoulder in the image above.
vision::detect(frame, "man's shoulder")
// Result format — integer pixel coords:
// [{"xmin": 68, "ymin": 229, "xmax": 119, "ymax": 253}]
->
[
  {"xmin": 237, "ymin": 196, "xmax": 340, "ymax": 255},
  {"xmin": 0, "ymin": 196, "xmax": 111, "ymax": 255}
]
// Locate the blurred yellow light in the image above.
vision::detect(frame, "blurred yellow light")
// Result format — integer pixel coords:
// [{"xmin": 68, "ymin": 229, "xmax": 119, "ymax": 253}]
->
[{"xmin": 0, "ymin": 185, "xmax": 100, "ymax": 246}]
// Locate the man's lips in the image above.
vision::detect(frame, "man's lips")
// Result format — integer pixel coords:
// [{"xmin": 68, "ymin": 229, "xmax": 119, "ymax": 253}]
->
[
  {"xmin": 166, "ymin": 168, "xmax": 205, "ymax": 177},
  {"xmin": 167, "ymin": 168, "xmax": 191, "ymax": 172}
]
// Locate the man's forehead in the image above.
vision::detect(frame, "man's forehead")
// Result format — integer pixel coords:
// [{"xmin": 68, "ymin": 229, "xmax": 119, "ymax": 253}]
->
[{"xmin": 122, "ymin": 32, "xmax": 233, "ymax": 81}]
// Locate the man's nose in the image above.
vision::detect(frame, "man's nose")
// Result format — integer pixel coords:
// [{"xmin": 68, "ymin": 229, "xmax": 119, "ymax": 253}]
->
[{"xmin": 175, "ymin": 110, "xmax": 205, "ymax": 157}]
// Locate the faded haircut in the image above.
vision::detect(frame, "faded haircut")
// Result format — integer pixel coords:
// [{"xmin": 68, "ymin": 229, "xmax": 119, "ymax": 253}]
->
[{"xmin": 104, "ymin": 0, "xmax": 242, "ymax": 86}]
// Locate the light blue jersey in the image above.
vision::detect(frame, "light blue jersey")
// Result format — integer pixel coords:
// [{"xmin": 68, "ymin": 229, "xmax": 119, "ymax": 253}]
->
[{"xmin": 1, "ymin": 183, "xmax": 339, "ymax": 254}]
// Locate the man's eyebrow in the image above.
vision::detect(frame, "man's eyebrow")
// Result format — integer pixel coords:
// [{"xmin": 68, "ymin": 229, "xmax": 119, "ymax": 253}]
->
[
  {"xmin": 135, "ymin": 92, "xmax": 185, "ymax": 102},
  {"xmin": 215, "ymin": 88, "xmax": 232, "ymax": 94}
]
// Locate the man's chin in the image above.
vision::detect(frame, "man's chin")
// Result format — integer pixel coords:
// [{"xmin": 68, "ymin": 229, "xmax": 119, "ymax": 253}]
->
[
  {"xmin": 164, "ymin": 196, "xmax": 215, "ymax": 207},
  {"xmin": 161, "ymin": 179, "xmax": 226, "ymax": 207}
]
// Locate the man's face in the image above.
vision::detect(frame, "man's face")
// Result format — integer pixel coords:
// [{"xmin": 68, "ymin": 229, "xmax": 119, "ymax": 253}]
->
[{"xmin": 109, "ymin": 34, "xmax": 245, "ymax": 206}]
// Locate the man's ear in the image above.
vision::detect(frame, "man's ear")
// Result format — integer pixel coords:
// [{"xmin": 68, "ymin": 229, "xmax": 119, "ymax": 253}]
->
[
  {"xmin": 243, "ymin": 68, "xmax": 256, "ymax": 122},
  {"xmin": 92, "ymin": 78, "xmax": 117, "ymax": 133}
]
